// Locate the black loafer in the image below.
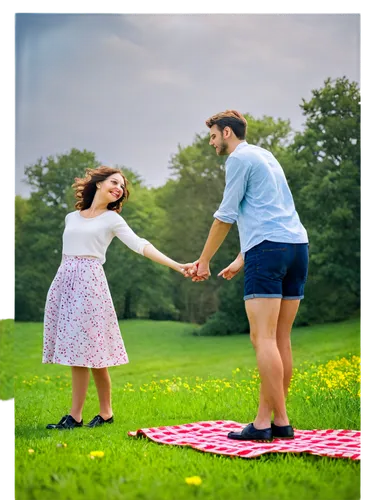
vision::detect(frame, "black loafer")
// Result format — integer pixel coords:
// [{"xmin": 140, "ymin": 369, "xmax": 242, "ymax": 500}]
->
[
  {"xmin": 85, "ymin": 414, "xmax": 114, "ymax": 428},
  {"xmin": 46, "ymin": 414, "xmax": 83, "ymax": 430},
  {"xmin": 227, "ymin": 423, "xmax": 273, "ymax": 441},
  {"xmin": 271, "ymin": 423, "xmax": 294, "ymax": 439}
]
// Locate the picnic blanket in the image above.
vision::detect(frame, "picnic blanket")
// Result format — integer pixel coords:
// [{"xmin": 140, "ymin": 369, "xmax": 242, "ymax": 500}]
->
[{"xmin": 128, "ymin": 420, "xmax": 360, "ymax": 460}]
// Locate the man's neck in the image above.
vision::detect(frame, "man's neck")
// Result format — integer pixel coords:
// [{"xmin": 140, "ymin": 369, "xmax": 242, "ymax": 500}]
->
[{"xmin": 227, "ymin": 139, "xmax": 246, "ymax": 155}]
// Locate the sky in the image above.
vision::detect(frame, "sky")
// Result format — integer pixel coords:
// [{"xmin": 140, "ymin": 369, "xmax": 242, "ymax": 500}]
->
[{"xmin": 15, "ymin": 13, "xmax": 360, "ymax": 197}]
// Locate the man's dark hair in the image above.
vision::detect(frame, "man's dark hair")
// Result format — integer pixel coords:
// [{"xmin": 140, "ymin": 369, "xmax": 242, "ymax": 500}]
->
[{"xmin": 206, "ymin": 110, "xmax": 247, "ymax": 139}]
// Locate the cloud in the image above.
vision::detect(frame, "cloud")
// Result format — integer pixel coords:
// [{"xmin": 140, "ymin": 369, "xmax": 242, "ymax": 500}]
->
[
  {"xmin": 102, "ymin": 33, "xmax": 150, "ymax": 60},
  {"xmin": 122, "ymin": 14, "xmax": 359, "ymax": 71},
  {"xmin": 142, "ymin": 67, "xmax": 192, "ymax": 87}
]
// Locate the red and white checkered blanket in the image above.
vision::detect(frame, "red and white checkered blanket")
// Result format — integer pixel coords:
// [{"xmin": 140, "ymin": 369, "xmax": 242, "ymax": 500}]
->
[{"xmin": 128, "ymin": 420, "xmax": 360, "ymax": 460}]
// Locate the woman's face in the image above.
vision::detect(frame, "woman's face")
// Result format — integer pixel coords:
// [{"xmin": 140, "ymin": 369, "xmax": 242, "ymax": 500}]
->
[{"xmin": 99, "ymin": 173, "xmax": 125, "ymax": 203}]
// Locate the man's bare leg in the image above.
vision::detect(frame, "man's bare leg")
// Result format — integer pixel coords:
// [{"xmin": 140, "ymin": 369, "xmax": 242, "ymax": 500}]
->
[
  {"xmin": 254, "ymin": 299, "xmax": 301, "ymax": 425},
  {"xmin": 245, "ymin": 298, "xmax": 289, "ymax": 429}
]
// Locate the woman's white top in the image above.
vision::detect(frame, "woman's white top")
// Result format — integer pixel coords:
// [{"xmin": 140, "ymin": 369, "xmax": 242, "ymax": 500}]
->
[{"xmin": 62, "ymin": 210, "xmax": 150, "ymax": 264}]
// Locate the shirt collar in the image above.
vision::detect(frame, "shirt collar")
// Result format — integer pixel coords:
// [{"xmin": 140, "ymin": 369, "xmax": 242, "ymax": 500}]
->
[{"xmin": 230, "ymin": 141, "xmax": 248, "ymax": 155}]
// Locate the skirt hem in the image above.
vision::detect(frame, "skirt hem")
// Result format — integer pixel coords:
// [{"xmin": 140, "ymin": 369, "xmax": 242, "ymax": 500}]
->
[{"xmin": 42, "ymin": 359, "xmax": 129, "ymax": 369}]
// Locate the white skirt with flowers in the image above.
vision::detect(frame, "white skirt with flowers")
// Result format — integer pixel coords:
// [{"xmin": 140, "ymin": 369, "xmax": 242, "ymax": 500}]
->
[{"xmin": 42, "ymin": 255, "xmax": 129, "ymax": 368}]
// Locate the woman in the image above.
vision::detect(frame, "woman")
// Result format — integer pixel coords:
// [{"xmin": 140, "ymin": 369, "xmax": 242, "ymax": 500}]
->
[{"xmin": 43, "ymin": 166, "xmax": 191, "ymax": 429}]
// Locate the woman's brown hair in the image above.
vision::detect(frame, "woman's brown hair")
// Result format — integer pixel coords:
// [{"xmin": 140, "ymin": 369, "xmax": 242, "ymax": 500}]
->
[{"xmin": 72, "ymin": 166, "xmax": 130, "ymax": 213}]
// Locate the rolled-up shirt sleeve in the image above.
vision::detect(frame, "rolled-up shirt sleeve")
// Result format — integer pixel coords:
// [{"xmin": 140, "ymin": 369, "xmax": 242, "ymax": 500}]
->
[
  {"xmin": 112, "ymin": 217, "xmax": 150, "ymax": 255},
  {"xmin": 213, "ymin": 156, "xmax": 249, "ymax": 224}
]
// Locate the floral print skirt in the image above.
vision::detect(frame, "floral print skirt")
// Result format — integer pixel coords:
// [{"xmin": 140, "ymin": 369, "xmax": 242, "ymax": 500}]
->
[{"xmin": 43, "ymin": 255, "xmax": 129, "ymax": 368}]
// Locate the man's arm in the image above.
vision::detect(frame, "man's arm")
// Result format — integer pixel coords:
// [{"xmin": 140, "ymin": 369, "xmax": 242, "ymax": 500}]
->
[
  {"xmin": 193, "ymin": 156, "xmax": 249, "ymax": 280},
  {"xmin": 200, "ymin": 219, "xmax": 233, "ymax": 262}
]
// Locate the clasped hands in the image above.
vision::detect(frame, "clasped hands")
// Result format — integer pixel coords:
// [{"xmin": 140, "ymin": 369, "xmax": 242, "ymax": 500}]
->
[{"xmin": 180, "ymin": 254, "xmax": 244, "ymax": 282}]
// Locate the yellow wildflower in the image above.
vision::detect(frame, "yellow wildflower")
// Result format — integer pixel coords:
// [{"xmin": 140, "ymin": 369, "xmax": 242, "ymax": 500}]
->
[
  {"xmin": 185, "ymin": 476, "xmax": 202, "ymax": 486},
  {"xmin": 89, "ymin": 451, "xmax": 105, "ymax": 459}
]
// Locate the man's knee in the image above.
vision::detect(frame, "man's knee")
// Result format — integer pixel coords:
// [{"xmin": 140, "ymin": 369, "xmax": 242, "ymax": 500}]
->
[
  {"xmin": 250, "ymin": 330, "xmax": 257, "ymax": 348},
  {"xmin": 276, "ymin": 337, "xmax": 292, "ymax": 352},
  {"xmin": 250, "ymin": 330, "xmax": 278, "ymax": 349}
]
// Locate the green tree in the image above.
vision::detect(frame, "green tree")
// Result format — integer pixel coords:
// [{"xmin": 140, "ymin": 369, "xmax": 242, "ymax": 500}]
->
[{"xmin": 288, "ymin": 77, "xmax": 360, "ymax": 324}]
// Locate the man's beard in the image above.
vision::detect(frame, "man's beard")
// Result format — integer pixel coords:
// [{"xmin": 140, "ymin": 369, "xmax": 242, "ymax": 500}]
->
[{"xmin": 217, "ymin": 139, "xmax": 229, "ymax": 155}]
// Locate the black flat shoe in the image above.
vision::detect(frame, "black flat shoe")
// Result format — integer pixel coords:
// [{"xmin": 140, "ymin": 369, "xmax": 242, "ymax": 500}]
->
[
  {"xmin": 227, "ymin": 423, "xmax": 273, "ymax": 441},
  {"xmin": 46, "ymin": 414, "xmax": 83, "ymax": 430},
  {"xmin": 271, "ymin": 423, "xmax": 294, "ymax": 439},
  {"xmin": 85, "ymin": 414, "xmax": 114, "ymax": 428}
]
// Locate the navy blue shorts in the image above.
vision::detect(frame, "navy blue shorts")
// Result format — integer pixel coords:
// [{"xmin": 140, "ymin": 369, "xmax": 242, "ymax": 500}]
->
[{"xmin": 244, "ymin": 240, "xmax": 309, "ymax": 300}]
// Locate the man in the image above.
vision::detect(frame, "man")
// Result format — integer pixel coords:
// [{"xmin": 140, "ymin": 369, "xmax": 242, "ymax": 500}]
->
[{"xmin": 188, "ymin": 110, "xmax": 308, "ymax": 441}]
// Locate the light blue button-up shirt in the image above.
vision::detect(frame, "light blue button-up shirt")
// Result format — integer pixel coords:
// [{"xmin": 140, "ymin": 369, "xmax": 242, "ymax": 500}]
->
[{"xmin": 213, "ymin": 142, "xmax": 308, "ymax": 254}]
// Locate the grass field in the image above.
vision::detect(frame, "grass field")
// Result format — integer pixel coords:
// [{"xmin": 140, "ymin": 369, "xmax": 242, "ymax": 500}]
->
[
  {"xmin": 0, "ymin": 319, "xmax": 14, "ymax": 400},
  {"xmin": 15, "ymin": 318, "xmax": 360, "ymax": 500}
]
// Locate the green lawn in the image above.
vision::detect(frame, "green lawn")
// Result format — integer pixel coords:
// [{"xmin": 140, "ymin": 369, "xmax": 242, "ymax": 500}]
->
[
  {"xmin": 0, "ymin": 319, "xmax": 14, "ymax": 400},
  {"xmin": 15, "ymin": 318, "xmax": 360, "ymax": 500}
]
